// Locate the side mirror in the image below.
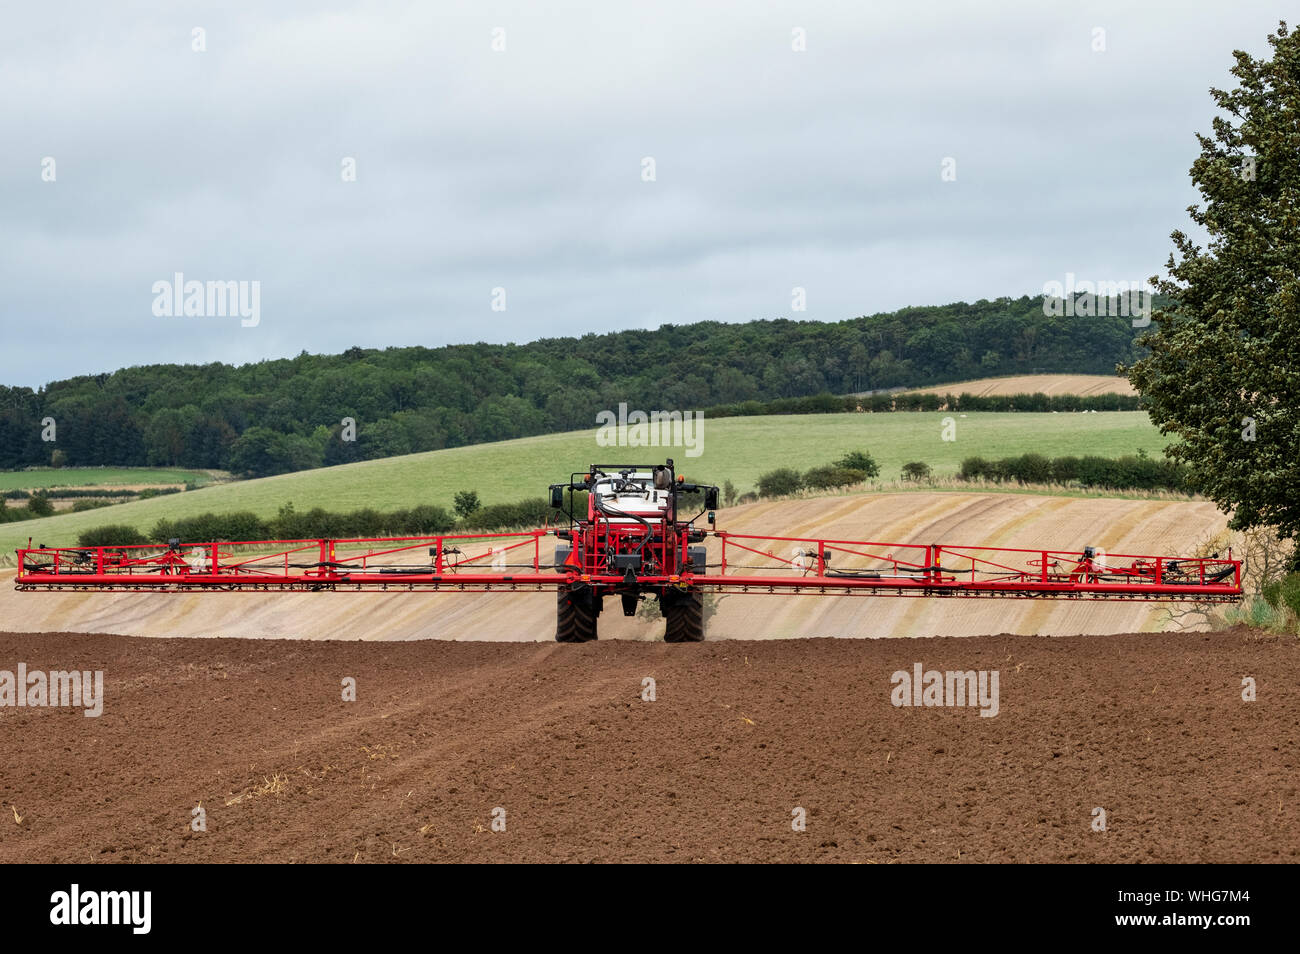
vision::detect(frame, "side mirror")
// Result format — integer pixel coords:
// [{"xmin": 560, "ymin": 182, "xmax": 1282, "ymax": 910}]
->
[
  {"xmin": 704, "ymin": 487, "xmax": 719, "ymax": 510},
  {"xmin": 550, "ymin": 486, "xmax": 564, "ymax": 508}
]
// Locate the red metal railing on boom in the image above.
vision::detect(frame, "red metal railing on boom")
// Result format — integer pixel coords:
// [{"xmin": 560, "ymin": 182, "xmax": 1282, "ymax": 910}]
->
[
  {"xmin": 15, "ymin": 530, "xmax": 560, "ymax": 591},
  {"xmin": 697, "ymin": 532, "xmax": 1241, "ymax": 602},
  {"xmin": 14, "ymin": 530, "xmax": 1242, "ymax": 602}
]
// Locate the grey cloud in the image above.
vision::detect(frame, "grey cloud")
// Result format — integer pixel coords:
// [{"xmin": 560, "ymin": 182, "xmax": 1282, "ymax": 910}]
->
[{"xmin": 0, "ymin": 0, "xmax": 1289, "ymax": 386}]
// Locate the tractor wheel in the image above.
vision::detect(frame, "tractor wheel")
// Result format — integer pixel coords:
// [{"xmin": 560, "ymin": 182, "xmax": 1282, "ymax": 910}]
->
[
  {"xmin": 663, "ymin": 588, "xmax": 705, "ymax": 643},
  {"xmin": 556, "ymin": 586, "xmax": 598, "ymax": 642}
]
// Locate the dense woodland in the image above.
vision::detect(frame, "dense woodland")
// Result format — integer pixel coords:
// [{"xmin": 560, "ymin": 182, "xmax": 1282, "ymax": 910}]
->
[{"xmin": 1, "ymin": 295, "xmax": 1146, "ymax": 477}]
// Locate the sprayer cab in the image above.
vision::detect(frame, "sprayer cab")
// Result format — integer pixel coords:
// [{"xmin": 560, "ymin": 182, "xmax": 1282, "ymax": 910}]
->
[{"xmin": 547, "ymin": 459, "xmax": 720, "ymax": 641}]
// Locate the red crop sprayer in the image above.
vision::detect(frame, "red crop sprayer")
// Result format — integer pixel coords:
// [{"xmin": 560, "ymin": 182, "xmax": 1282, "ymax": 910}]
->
[{"xmin": 16, "ymin": 460, "xmax": 1243, "ymax": 641}]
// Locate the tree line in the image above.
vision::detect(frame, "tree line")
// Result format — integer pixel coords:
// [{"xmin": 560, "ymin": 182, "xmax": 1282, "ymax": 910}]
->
[
  {"xmin": 2, "ymin": 295, "xmax": 1147, "ymax": 478},
  {"xmin": 958, "ymin": 453, "xmax": 1189, "ymax": 491}
]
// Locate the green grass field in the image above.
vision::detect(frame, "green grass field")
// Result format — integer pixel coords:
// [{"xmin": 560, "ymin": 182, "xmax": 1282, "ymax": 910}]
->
[
  {"xmin": 1, "ymin": 411, "xmax": 1166, "ymax": 558},
  {"xmin": 0, "ymin": 467, "xmax": 215, "ymax": 492}
]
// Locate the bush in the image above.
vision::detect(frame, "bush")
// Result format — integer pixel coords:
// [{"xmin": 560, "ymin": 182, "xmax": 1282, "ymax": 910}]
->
[
  {"xmin": 137, "ymin": 487, "xmax": 181, "ymax": 500},
  {"xmin": 1229, "ymin": 596, "xmax": 1286, "ymax": 630},
  {"xmin": 453, "ymin": 490, "xmax": 481, "ymax": 520},
  {"xmin": 722, "ymin": 479, "xmax": 737, "ymax": 507},
  {"xmin": 26, "ymin": 492, "xmax": 55, "ymax": 518},
  {"xmin": 338, "ymin": 507, "xmax": 387, "ymax": 538},
  {"xmin": 518, "ymin": 497, "xmax": 555, "ymax": 526},
  {"xmin": 737, "ymin": 491, "xmax": 759, "ymax": 504},
  {"xmin": 1049, "ymin": 456, "xmax": 1081, "ymax": 483},
  {"xmin": 151, "ymin": 511, "xmax": 270, "ymax": 544},
  {"xmin": 78, "ymin": 524, "xmax": 148, "ymax": 547},
  {"xmin": 901, "ymin": 461, "xmax": 932, "ymax": 481},
  {"xmin": 757, "ymin": 468, "xmax": 804, "ymax": 498},
  {"xmin": 833, "ymin": 451, "xmax": 880, "ymax": 479},
  {"xmin": 403, "ymin": 505, "xmax": 456, "ymax": 535},
  {"xmin": 1276, "ymin": 572, "xmax": 1300, "ymax": 618},
  {"xmin": 465, "ymin": 503, "xmax": 516, "ymax": 530},
  {"xmin": 464, "ymin": 498, "xmax": 552, "ymax": 531},
  {"xmin": 1011, "ymin": 453, "xmax": 1052, "ymax": 484},
  {"xmin": 279, "ymin": 507, "xmax": 344, "ymax": 540},
  {"xmin": 959, "ymin": 453, "xmax": 1187, "ymax": 492},
  {"xmin": 270, "ymin": 501, "xmax": 436, "ymax": 540},
  {"xmin": 802, "ymin": 466, "xmax": 868, "ymax": 490},
  {"xmin": 1075, "ymin": 456, "xmax": 1121, "ymax": 488}
]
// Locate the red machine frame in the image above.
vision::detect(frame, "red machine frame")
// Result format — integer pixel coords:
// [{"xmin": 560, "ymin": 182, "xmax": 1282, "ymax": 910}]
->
[{"xmin": 15, "ymin": 529, "xmax": 1243, "ymax": 602}]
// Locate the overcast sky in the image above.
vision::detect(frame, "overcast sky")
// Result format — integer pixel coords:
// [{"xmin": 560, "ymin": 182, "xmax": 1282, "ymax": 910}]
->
[{"xmin": 0, "ymin": 0, "xmax": 1289, "ymax": 388}]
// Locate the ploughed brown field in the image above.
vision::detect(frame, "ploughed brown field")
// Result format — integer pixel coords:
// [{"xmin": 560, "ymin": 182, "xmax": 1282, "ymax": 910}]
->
[{"xmin": 0, "ymin": 628, "xmax": 1295, "ymax": 863}]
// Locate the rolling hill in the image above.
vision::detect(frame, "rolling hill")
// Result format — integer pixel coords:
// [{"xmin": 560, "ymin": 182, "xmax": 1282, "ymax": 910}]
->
[{"xmin": 0, "ymin": 411, "xmax": 1168, "ymax": 559}]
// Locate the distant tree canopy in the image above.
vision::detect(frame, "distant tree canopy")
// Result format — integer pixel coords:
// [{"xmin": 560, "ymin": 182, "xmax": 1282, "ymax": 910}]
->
[
  {"xmin": 2, "ymin": 295, "xmax": 1146, "ymax": 477},
  {"xmin": 1126, "ymin": 22, "xmax": 1300, "ymax": 556}
]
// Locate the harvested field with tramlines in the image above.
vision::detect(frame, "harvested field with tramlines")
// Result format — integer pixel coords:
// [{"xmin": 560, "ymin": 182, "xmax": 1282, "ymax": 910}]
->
[{"xmin": 905, "ymin": 374, "xmax": 1138, "ymax": 397}]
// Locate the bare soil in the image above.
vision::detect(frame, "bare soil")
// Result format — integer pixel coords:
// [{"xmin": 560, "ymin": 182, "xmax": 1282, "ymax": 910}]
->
[{"xmin": 0, "ymin": 627, "xmax": 1295, "ymax": 863}]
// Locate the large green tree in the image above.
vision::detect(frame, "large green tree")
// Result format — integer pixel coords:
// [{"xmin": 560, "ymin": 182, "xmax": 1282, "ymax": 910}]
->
[{"xmin": 1127, "ymin": 22, "xmax": 1300, "ymax": 553}]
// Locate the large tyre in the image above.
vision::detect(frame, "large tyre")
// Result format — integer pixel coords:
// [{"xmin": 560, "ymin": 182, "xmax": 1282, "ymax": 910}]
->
[
  {"xmin": 663, "ymin": 588, "xmax": 704, "ymax": 643},
  {"xmin": 556, "ymin": 586, "xmax": 598, "ymax": 642}
]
